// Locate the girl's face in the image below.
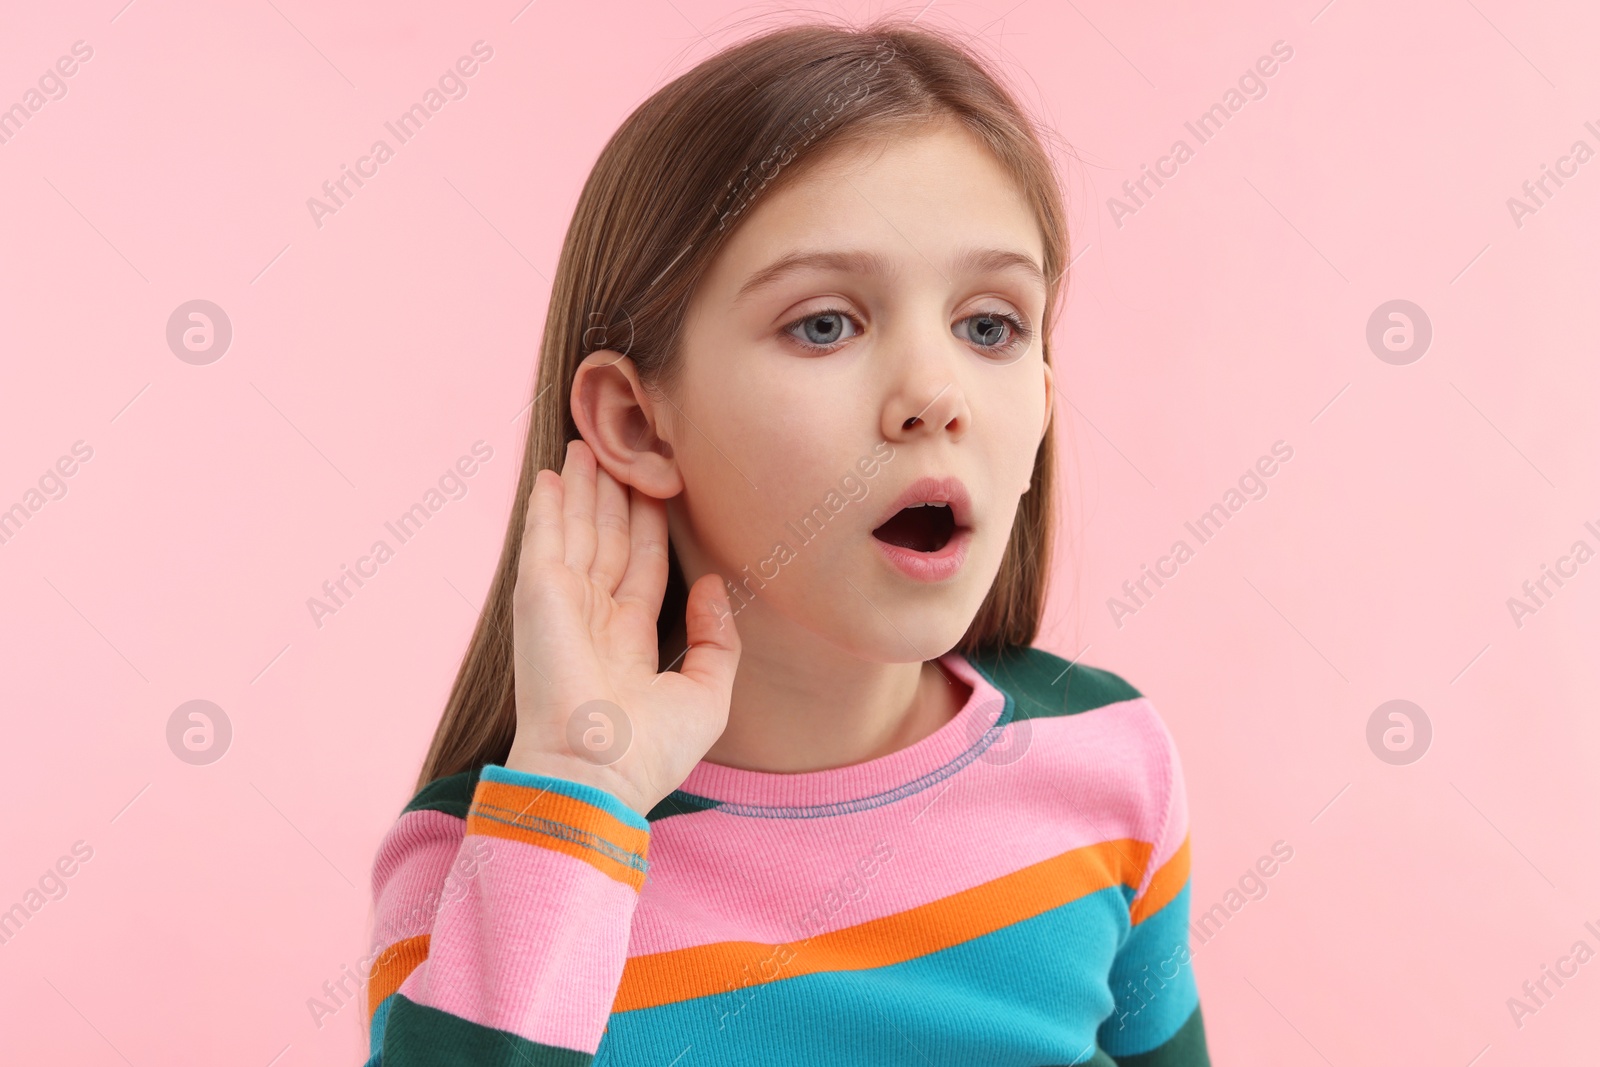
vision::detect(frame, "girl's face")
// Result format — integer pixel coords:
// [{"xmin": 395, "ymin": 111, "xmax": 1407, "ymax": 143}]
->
[{"xmin": 658, "ymin": 118, "xmax": 1054, "ymax": 661}]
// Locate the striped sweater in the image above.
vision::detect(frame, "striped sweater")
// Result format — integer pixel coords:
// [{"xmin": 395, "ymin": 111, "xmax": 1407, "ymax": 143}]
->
[{"xmin": 362, "ymin": 645, "xmax": 1210, "ymax": 1065}]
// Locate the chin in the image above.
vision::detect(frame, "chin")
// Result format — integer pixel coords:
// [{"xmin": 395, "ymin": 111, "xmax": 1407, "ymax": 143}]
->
[{"xmin": 820, "ymin": 608, "xmax": 976, "ymax": 665}]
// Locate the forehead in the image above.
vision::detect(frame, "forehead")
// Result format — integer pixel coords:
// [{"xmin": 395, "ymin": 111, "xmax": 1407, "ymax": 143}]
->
[{"xmin": 702, "ymin": 120, "xmax": 1045, "ymax": 296}]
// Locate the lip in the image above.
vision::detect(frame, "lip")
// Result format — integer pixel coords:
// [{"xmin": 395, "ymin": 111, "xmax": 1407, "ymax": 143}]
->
[
  {"xmin": 869, "ymin": 475, "xmax": 973, "ymax": 583},
  {"xmin": 873, "ymin": 525, "xmax": 972, "ymax": 582},
  {"xmin": 870, "ymin": 475, "xmax": 973, "ymax": 531}
]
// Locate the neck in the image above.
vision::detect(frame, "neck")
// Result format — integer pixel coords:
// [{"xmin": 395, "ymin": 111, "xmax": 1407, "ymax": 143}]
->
[{"xmin": 663, "ymin": 599, "xmax": 971, "ymax": 774}]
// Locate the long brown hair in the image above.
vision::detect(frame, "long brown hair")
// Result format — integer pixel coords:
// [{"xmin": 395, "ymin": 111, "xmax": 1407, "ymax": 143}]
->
[{"xmin": 414, "ymin": 15, "xmax": 1075, "ymax": 794}]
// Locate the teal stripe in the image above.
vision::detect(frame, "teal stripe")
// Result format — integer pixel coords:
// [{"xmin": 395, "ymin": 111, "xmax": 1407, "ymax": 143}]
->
[
  {"xmin": 479, "ymin": 763, "xmax": 650, "ymax": 832},
  {"xmin": 1099, "ymin": 884, "xmax": 1201, "ymax": 1058},
  {"xmin": 367, "ymin": 991, "xmax": 395, "ymax": 1061},
  {"xmin": 599, "ymin": 885, "xmax": 1134, "ymax": 1064}
]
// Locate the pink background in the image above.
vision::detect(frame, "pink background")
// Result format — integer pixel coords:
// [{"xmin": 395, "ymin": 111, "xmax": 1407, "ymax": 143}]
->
[{"xmin": 2, "ymin": 0, "xmax": 1597, "ymax": 1063}]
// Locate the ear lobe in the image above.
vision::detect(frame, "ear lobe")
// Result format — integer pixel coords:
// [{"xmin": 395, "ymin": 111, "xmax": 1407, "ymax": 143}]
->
[
  {"xmin": 1039, "ymin": 360, "xmax": 1055, "ymax": 443},
  {"xmin": 569, "ymin": 350, "xmax": 682, "ymax": 500}
]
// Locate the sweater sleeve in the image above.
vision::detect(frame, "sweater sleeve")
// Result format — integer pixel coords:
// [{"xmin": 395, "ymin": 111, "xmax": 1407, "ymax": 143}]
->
[
  {"xmin": 361, "ymin": 763, "xmax": 650, "ymax": 1066},
  {"xmin": 1097, "ymin": 705, "xmax": 1211, "ymax": 1066}
]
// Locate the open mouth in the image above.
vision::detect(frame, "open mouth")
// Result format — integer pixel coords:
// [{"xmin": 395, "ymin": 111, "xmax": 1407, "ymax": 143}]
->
[{"xmin": 872, "ymin": 502, "xmax": 958, "ymax": 553}]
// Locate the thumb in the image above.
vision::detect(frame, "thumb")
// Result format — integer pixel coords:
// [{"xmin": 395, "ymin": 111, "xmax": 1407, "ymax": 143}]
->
[{"xmin": 678, "ymin": 572, "xmax": 741, "ymax": 694}]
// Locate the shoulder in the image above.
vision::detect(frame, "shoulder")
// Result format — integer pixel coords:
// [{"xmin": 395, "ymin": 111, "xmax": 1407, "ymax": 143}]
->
[
  {"xmin": 401, "ymin": 766, "xmax": 485, "ymax": 820},
  {"xmin": 959, "ymin": 643, "xmax": 1146, "ymax": 721},
  {"xmin": 960, "ymin": 642, "xmax": 1184, "ymax": 823},
  {"xmin": 963, "ymin": 645, "xmax": 1193, "ymax": 903},
  {"xmin": 370, "ymin": 767, "xmax": 486, "ymax": 894}
]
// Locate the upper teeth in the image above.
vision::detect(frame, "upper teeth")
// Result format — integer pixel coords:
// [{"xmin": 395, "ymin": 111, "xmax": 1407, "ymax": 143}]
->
[{"xmin": 907, "ymin": 502, "xmax": 947, "ymax": 508}]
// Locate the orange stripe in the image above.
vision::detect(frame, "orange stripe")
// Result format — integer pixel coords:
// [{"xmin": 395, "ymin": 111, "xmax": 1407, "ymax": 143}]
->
[
  {"xmin": 612, "ymin": 837, "xmax": 1150, "ymax": 1013},
  {"xmin": 470, "ymin": 779, "xmax": 651, "ymax": 855},
  {"xmin": 468, "ymin": 779, "xmax": 649, "ymax": 890},
  {"xmin": 367, "ymin": 933, "xmax": 429, "ymax": 1021},
  {"xmin": 1130, "ymin": 834, "xmax": 1190, "ymax": 924}
]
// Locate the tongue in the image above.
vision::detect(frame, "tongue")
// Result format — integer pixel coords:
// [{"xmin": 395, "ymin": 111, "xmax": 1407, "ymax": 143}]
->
[{"xmin": 873, "ymin": 505, "xmax": 954, "ymax": 552}]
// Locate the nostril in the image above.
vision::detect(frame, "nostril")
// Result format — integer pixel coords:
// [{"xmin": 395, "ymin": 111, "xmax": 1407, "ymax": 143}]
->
[{"xmin": 903, "ymin": 416, "xmax": 921, "ymax": 429}]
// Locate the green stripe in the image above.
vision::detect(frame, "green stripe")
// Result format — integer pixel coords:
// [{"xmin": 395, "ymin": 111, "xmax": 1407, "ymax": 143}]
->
[
  {"xmin": 402, "ymin": 768, "xmax": 482, "ymax": 819},
  {"xmin": 1109, "ymin": 1004, "xmax": 1210, "ymax": 1066},
  {"xmin": 963, "ymin": 645, "xmax": 1142, "ymax": 721},
  {"xmin": 382, "ymin": 994, "xmax": 591, "ymax": 1065},
  {"xmin": 1037, "ymin": 1005, "xmax": 1209, "ymax": 1066},
  {"xmin": 407, "ymin": 765, "xmax": 716, "ymax": 827},
  {"xmin": 645, "ymin": 789, "xmax": 722, "ymax": 824}
]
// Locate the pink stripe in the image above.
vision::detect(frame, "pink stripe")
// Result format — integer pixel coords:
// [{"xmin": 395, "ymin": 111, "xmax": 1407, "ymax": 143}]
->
[
  {"xmin": 369, "ymin": 808, "xmax": 471, "ymax": 954},
  {"xmin": 675, "ymin": 652, "xmax": 1007, "ymax": 808},
  {"xmin": 628, "ymin": 696, "xmax": 1173, "ymax": 956},
  {"xmin": 401, "ymin": 829, "xmax": 640, "ymax": 1053},
  {"xmin": 1133, "ymin": 710, "xmax": 1187, "ymax": 904}
]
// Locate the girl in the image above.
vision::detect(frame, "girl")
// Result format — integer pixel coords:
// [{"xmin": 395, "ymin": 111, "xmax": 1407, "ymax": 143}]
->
[{"xmin": 362, "ymin": 19, "xmax": 1209, "ymax": 1066}]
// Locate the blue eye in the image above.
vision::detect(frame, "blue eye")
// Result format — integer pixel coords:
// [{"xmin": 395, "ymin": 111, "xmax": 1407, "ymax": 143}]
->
[
  {"xmin": 959, "ymin": 311, "xmax": 1033, "ymax": 354},
  {"xmin": 781, "ymin": 307, "xmax": 1034, "ymax": 357},
  {"xmin": 786, "ymin": 310, "xmax": 859, "ymax": 350}
]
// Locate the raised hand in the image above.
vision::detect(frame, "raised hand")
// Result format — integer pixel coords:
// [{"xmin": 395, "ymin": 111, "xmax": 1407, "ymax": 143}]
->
[{"xmin": 503, "ymin": 438, "xmax": 741, "ymax": 817}]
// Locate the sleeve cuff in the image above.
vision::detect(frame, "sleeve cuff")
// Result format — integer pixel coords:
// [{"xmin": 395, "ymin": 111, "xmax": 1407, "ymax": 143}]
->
[{"xmin": 470, "ymin": 763, "xmax": 652, "ymax": 890}]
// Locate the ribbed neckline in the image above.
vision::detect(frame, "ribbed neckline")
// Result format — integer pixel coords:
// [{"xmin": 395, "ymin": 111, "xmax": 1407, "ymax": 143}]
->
[{"xmin": 672, "ymin": 652, "xmax": 1007, "ymax": 816}]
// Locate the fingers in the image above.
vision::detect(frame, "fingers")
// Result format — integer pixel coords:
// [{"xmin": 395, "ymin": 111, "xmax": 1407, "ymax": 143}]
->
[
  {"xmin": 561, "ymin": 439, "xmax": 599, "ymax": 574},
  {"xmin": 613, "ymin": 477, "xmax": 670, "ymax": 621},
  {"xmin": 678, "ymin": 572, "xmax": 741, "ymax": 694},
  {"xmin": 589, "ymin": 459, "xmax": 631, "ymax": 596},
  {"xmin": 524, "ymin": 467, "xmax": 565, "ymax": 569}
]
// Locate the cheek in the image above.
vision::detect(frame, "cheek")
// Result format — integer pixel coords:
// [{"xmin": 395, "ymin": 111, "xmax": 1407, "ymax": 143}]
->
[
  {"xmin": 675, "ymin": 366, "xmax": 858, "ymax": 565},
  {"xmin": 979, "ymin": 372, "xmax": 1047, "ymax": 494}
]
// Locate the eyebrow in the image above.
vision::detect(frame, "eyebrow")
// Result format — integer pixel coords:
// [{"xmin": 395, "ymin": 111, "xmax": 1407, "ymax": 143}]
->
[{"xmin": 733, "ymin": 246, "xmax": 1048, "ymax": 303}]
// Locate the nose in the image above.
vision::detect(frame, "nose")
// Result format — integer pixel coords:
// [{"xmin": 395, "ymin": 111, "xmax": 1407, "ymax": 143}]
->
[{"xmin": 883, "ymin": 377, "xmax": 971, "ymax": 443}]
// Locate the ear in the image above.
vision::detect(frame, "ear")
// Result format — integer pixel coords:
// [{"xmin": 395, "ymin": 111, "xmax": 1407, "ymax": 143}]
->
[
  {"xmin": 570, "ymin": 350, "xmax": 682, "ymax": 500},
  {"xmin": 1039, "ymin": 359, "xmax": 1055, "ymax": 444}
]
